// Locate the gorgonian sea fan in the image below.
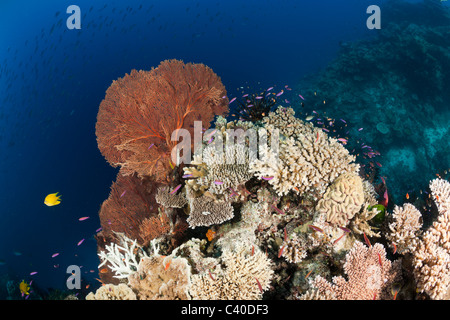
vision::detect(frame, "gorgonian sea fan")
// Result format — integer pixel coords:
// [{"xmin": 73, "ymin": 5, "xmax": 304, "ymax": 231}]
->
[
  {"xmin": 98, "ymin": 172, "xmax": 162, "ymax": 247},
  {"xmin": 95, "ymin": 59, "xmax": 229, "ymax": 182}
]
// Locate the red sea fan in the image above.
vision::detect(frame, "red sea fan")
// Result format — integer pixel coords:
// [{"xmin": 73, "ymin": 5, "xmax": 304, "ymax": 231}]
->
[
  {"xmin": 95, "ymin": 59, "xmax": 229, "ymax": 182},
  {"xmin": 98, "ymin": 172, "xmax": 163, "ymax": 246}
]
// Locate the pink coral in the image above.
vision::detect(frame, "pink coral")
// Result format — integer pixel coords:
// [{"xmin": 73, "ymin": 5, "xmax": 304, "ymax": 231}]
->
[{"xmin": 311, "ymin": 241, "xmax": 402, "ymax": 300}]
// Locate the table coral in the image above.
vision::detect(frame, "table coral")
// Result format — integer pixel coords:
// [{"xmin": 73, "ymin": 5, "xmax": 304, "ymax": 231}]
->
[{"xmin": 186, "ymin": 187, "xmax": 234, "ymax": 228}]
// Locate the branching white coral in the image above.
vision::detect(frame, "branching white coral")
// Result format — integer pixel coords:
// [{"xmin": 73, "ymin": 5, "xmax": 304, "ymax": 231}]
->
[{"xmin": 98, "ymin": 232, "xmax": 159, "ymax": 279}]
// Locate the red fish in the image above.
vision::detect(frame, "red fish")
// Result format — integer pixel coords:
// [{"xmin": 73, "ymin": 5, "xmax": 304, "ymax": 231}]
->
[
  {"xmin": 379, "ymin": 188, "xmax": 388, "ymax": 208},
  {"xmin": 392, "ymin": 243, "xmax": 397, "ymax": 255},
  {"xmin": 377, "ymin": 253, "xmax": 383, "ymax": 267},
  {"xmin": 255, "ymin": 277, "xmax": 263, "ymax": 293},
  {"xmin": 278, "ymin": 246, "xmax": 285, "ymax": 258},
  {"xmin": 363, "ymin": 232, "xmax": 371, "ymax": 248}
]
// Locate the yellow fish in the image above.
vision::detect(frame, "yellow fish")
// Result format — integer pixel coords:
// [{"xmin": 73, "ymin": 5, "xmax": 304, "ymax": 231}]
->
[
  {"xmin": 44, "ymin": 192, "xmax": 61, "ymax": 206},
  {"xmin": 19, "ymin": 280, "xmax": 30, "ymax": 296}
]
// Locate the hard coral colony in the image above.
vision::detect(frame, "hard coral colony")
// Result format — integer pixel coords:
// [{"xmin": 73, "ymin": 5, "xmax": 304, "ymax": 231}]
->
[{"xmin": 88, "ymin": 59, "xmax": 450, "ymax": 300}]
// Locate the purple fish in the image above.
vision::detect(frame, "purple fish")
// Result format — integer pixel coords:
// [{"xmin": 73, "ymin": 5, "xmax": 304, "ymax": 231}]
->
[
  {"xmin": 255, "ymin": 96, "xmax": 263, "ymax": 99},
  {"xmin": 51, "ymin": 253, "xmax": 59, "ymax": 258},
  {"xmin": 358, "ymin": 128, "xmax": 363, "ymax": 131},
  {"xmin": 78, "ymin": 216, "xmax": 89, "ymax": 221},
  {"xmin": 214, "ymin": 180, "xmax": 224, "ymax": 185},
  {"xmin": 77, "ymin": 239, "xmax": 85, "ymax": 246},
  {"xmin": 267, "ymin": 87, "xmax": 274, "ymax": 91},
  {"xmin": 242, "ymin": 94, "xmax": 249, "ymax": 97},
  {"xmin": 120, "ymin": 190, "xmax": 127, "ymax": 198},
  {"xmin": 206, "ymin": 129, "xmax": 217, "ymax": 138},
  {"xmin": 30, "ymin": 271, "xmax": 38, "ymax": 276},
  {"xmin": 322, "ymin": 128, "xmax": 330, "ymax": 132},
  {"xmin": 262, "ymin": 176, "xmax": 274, "ymax": 181},
  {"xmin": 182, "ymin": 174, "xmax": 193, "ymax": 178},
  {"xmin": 229, "ymin": 97, "xmax": 237, "ymax": 104},
  {"xmin": 247, "ymin": 104, "xmax": 254, "ymax": 108},
  {"xmin": 170, "ymin": 184, "xmax": 182, "ymax": 194},
  {"xmin": 271, "ymin": 204, "xmax": 285, "ymax": 215},
  {"xmin": 340, "ymin": 119, "xmax": 346, "ymax": 123},
  {"xmin": 298, "ymin": 94, "xmax": 305, "ymax": 100},
  {"xmin": 96, "ymin": 227, "xmax": 103, "ymax": 232},
  {"xmin": 284, "ymin": 99, "xmax": 290, "ymax": 103},
  {"xmin": 276, "ymin": 90, "xmax": 284, "ymax": 97}
]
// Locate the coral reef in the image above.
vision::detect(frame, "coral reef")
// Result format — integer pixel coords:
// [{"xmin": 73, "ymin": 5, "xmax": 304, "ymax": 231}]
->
[
  {"xmin": 297, "ymin": 2, "xmax": 450, "ymax": 202},
  {"xmin": 91, "ymin": 54, "xmax": 450, "ymax": 300},
  {"xmin": 250, "ymin": 107, "xmax": 359, "ymax": 197}
]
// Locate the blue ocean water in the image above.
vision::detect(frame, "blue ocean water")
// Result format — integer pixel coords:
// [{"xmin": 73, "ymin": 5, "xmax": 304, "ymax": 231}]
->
[{"xmin": 0, "ymin": 0, "xmax": 448, "ymax": 299}]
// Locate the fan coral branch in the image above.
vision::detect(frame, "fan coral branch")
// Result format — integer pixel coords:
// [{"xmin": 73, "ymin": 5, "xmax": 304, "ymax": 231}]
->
[{"xmin": 96, "ymin": 59, "xmax": 229, "ymax": 182}]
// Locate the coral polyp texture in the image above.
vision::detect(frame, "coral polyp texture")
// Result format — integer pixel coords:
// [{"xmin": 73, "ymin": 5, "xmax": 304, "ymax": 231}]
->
[{"xmin": 90, "ymin": 58, "xmax": 450, "ymax": 300}]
